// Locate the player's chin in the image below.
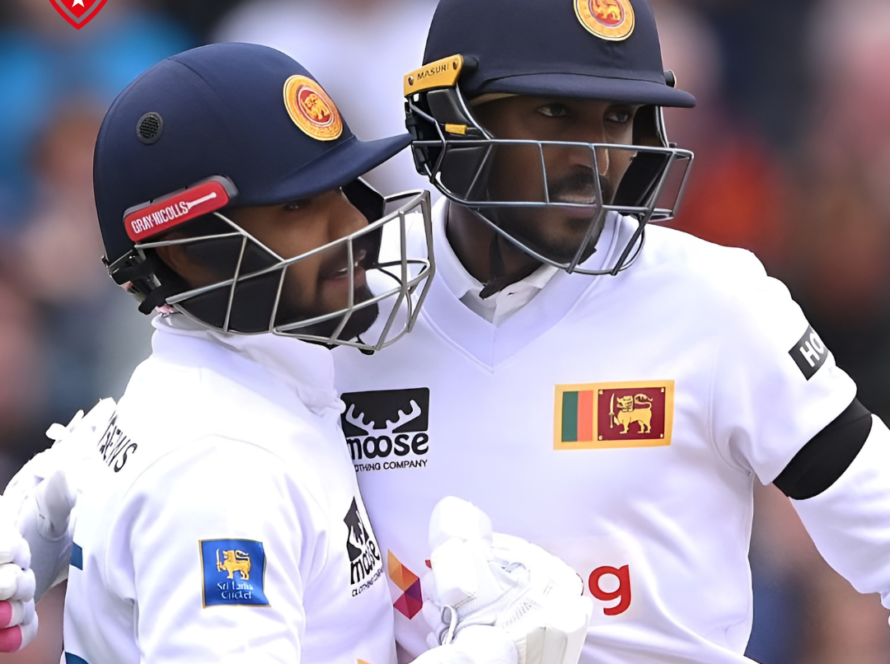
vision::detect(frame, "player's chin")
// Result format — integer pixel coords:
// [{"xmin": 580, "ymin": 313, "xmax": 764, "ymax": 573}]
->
[
  {"xmin": 510, "ymin": 214, "xmax": 599, "ymax": 264},
  {"xmin": 298, "ymin": 285, "xmax": 379, "ymax": 342}
]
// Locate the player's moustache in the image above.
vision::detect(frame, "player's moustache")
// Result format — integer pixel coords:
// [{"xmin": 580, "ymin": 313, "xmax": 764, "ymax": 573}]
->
[
  {"xmin": 547, "ymin": 169, "xmax": 615, "ymax": 206},
  {"xmin": 316, "ymin": 229, "xmax": 380, "ymax": 280}
]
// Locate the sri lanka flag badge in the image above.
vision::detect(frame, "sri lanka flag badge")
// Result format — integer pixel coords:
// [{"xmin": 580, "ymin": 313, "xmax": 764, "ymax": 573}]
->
[
  {"xmin": 555, "ymin": 380, "xmax": 674, "ymax": 450},
  {"xmin": 48, "ymin": 0, "xmax": 110, "ymax": 30}
]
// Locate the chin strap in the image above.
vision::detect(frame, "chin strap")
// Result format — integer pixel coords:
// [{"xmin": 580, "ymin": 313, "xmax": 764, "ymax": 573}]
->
[{"xmin": 479, "ymin": 234, "xmax": 541, "ymax": 300}]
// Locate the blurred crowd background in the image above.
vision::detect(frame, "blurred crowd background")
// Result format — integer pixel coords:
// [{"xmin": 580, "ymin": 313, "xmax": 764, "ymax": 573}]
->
[{"xmin": 1, "ymin": 0, "xmax": 889, "ymax": 662}]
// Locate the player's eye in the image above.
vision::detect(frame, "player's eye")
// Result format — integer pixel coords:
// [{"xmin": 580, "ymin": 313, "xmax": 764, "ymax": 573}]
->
[
  {"xmin": 605, "ymin": 107, "xmax": 635, "ymax": 124},
  {"xmin": 537, "ymin": 103, "xmax": 571, "ymax": 118}
]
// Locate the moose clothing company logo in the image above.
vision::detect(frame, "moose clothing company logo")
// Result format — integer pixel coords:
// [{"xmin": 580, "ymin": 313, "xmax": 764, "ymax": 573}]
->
[
  {"xmin": 341, "ymin": 388, "xmax": 431, "ymax": 473},
  {"xmin": 344, "ymin": 498, "xmax": 384, "ymax": 596},
  {"xmin": 200, "ymin": 539, "xmax": 268, "ymax": 607},
  {"xmin": 554, "ymin": 380, "xmax": 674, "ymax": 450},
  {"xmin": 49, "ymin": 0, "xmax": 109, "ymax": 29}
]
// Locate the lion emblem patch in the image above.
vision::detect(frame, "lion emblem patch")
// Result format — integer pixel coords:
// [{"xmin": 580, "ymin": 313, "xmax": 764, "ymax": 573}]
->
[
  {"xmin": 575, "ymin": 0, "xmax": 636, "ymax": 41},
  {"xmin": 283, "ymin": 75, "xmax": 343, "ymax": 141}
]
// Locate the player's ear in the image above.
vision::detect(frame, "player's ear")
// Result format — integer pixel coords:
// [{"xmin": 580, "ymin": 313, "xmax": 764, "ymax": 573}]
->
[{"xmin": 153, "ymin": 237, "xmax": 217, "ymax": 289}]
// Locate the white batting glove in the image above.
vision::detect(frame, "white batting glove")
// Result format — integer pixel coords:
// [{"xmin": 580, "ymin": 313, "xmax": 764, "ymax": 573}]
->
[
  {"xmin": 0, "ymin": 495, "xmax": 37, "ymax": 653},
  {"xmin": 422, "ymin": 497, "xmax": 592, "ymax": 664},
  {"xmin": 3, "ymin": 398, "xmax": 116, "ymax": 601}
]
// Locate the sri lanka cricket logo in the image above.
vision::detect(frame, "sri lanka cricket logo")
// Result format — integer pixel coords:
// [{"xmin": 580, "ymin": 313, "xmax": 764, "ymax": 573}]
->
[
  {"xmin": 200, "ymin": 539, "xmax": 268, "ymax": 607},
  {"xmin": 216, "ymin": 549, "xmax": 251, "ymax": 580},
  {"xmin": 575, "ymin": 0, "xmax": 635, "ymax": 41},
  {"xmin": 284, "ymin": 75, "xmax": 343, "ymax": 141},
  {"xmin": 555, "ymin": 380, "xmax": 673, "ymax": 450}
]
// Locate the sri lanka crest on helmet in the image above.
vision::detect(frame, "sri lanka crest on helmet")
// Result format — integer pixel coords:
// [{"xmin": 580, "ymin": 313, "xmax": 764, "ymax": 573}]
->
[
  {"xmin": 283, "ymin": 75, "xmax": 344, "ymax": 141},
  {"xmin": 575, "ymin": 0, "xmax": 635, "ymax": 41}
]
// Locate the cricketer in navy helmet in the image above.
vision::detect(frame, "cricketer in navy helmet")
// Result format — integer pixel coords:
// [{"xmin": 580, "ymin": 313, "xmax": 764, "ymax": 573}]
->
[
  {"xmin": 327, "ymin": 1, "xmax": 890, "ymax": 663},
  {"xmin": 0, "ymin": 42, "xmax": 597, "ymax": 664}
]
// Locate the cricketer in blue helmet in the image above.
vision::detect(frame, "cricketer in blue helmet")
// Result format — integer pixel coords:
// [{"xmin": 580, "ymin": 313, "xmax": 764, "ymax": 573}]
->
[
  {"xmin": 0, "ymin": 42, "xmax": 593, "ymax": 664},
  {"xmin": 327, "ymin": 0, "xmax": 890, "ymax": 663}
]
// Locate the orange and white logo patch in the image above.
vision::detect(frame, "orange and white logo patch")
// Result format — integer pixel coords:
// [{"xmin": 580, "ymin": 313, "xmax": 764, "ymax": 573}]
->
[
  {"xmin": 283, "ymin": 75, "xmax": 343, "ymax": 141},
  {"xmin": 575, "ymin": 0, "xmax": 635, "ymax": 41}
]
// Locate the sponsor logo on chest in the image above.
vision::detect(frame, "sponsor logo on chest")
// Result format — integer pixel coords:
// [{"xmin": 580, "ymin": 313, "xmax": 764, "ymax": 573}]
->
[
  {"xmin": 340, "ymin": 388, "xmax": 431, "ymax": 472},
  {"xmin": 554, "ymin": 380, "xmax": 675, "ymax": 450},
  {"xmin": 344, "ymin": 498, "xmax": 384, "ymax": 596}
]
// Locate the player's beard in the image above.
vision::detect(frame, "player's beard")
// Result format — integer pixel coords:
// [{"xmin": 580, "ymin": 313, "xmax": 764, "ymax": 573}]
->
[
  {"xmin": 275, "ymin": 235, "xmax": 381, "ymax": 343},
  {"xmin": 489, "ymin": 169, "xmax": 615, "ymax": 265},
  {"xmin": 293, "ymin": 287, "xmax": 380, "ymax": 343}
]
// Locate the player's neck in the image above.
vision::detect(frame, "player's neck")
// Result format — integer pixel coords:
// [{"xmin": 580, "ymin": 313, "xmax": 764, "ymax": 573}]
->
[{"xmin": 446, "ymin": 203, "xmax": 540, "ymax": 287}]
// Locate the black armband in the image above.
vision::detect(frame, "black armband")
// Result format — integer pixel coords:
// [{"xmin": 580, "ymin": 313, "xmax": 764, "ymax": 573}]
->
[{"xmin": 774, "ymin": 398, "xmax": 872, "ymax": 500}]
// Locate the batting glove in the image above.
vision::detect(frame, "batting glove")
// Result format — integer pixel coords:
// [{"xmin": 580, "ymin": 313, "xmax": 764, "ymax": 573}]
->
[
  {"xmin": 422, "ymin": 497, "xmax": 592, "ymax": 664},
  {"xmin": 3, "ymin": 398, "xmax": 116, "ymax": 601},
  {"xmin": 0, "ymin": 495, "xmax": 37, "ymax": 653}
]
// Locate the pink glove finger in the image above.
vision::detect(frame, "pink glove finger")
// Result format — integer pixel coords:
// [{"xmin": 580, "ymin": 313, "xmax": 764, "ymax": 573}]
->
[
  {"xmin": 0, "ymin": 625, "xmax": 22, "ymax": 652},
  {"xmin": 0, "ymin": 600, "xmax": 35, "ymax": 628}
]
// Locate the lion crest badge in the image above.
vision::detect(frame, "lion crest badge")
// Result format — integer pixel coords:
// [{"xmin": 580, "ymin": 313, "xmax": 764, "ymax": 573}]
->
[
  {"xmin": 283, "ymin": 75, "xmax": 344, "ymax": 141},
  {"xmin": 575, "ymin": 0, "xmax": 636, "ymax": 42}
]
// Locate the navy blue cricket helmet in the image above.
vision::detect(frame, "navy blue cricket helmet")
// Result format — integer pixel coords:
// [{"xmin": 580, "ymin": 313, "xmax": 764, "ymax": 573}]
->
[
  {"xmin": 404, "ymin": 0, "xmax": 696, "ymax": 279},
  {"xmin": 96, "ymin": 42, "xmax": 434, "ymax": 350}
]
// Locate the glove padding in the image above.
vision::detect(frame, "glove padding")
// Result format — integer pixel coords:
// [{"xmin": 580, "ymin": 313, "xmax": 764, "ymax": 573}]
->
[
  {"xmin": 0, "ymin": 495, "xmax": 37, "ymax": 652},
  {"xmin": 3, "ymin": 398, "xmax": 116, "ymax": 601},
  {"xmin": 413, "ymin": 626, "xmax": 518, "ymax": 664},
  {"xmin": 423, "ymin": 497, "xmax": 592, "ymax": 664}
]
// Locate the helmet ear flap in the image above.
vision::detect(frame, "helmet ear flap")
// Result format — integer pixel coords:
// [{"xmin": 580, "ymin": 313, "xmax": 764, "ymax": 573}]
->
[
  {"xmin": 632, "ymin": 105, "xmax": 669, "ymax": 149},
  {"xmin": 344, "ymin": 179, "xmax": 385, "ymax": 223}
]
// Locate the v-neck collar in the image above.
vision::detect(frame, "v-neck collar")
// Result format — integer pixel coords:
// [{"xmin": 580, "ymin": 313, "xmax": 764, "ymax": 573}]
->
[{"xmin": 422, "ymin": 199, "xmax": 622, "ymax": 367}]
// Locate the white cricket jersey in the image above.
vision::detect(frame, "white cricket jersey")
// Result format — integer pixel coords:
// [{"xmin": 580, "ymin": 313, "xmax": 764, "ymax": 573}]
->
[
  {"xmin": 332, "ymin": 199, "xmax": 856, "ymax": 664},
  {"xmin": 63, "ymin": 315, "xmax": 396, "ymax": 664}
]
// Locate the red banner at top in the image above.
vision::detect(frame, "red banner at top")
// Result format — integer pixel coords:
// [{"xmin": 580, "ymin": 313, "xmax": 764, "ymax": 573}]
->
[{"xmin": 48, "ymin": 0, "xmax": 110, "ymax": 30}]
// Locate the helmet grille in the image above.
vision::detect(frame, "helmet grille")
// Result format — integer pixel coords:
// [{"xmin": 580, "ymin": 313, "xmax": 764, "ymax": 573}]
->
[{"xmin": 137, "ymin": 112, "xmax": 163, "ymax": 145}]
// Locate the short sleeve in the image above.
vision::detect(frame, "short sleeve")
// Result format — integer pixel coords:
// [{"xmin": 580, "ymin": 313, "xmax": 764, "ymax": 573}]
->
[
  {"xmin": 709, "ymin": 250, "xmax": 857, "ymax": 483},
  {"xmin": 112, "ymin": 437, "xmax": 314, "ymax": 663}
]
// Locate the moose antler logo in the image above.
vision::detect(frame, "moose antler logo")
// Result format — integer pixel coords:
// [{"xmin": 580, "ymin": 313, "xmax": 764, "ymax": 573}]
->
[
  {"xmin": 345, "ymin": 400, "xmax": 422, "ymax": 436},
  {"xmin": 341, "ymin": 388, "xmax": 431, "ymax": 463}
]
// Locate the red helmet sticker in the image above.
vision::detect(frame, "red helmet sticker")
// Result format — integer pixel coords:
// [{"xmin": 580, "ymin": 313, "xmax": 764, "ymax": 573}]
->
[{"xmin": 125, "ymin": 180, "xmax": 231, "ymax": 243}]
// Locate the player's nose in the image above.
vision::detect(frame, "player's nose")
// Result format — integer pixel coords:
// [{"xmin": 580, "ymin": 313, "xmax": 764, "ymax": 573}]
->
[{"xmin": 327, "ymin": 190, "xmax": 368, "ymax": 243}]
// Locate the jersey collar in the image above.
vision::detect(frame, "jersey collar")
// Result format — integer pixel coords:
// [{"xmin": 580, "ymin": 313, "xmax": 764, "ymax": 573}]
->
[
  {"xmin": 422, "ymin": 198, "xmax": 621, "ymax": 366},
  {"xmin": 435, "ymin": 204, "xmax": 560, "ymax": 326},
  {"xmin": 151, "ymin": 313, "xmax": 342, "ymax": 415}
]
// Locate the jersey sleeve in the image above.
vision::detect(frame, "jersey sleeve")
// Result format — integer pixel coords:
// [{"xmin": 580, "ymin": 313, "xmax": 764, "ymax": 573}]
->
[
  {"xmin": 109, "ymin": 437, "xmax": 318, "ymax": 663},
  {"xmin": 708, "ymin": 250, "xmax": 857, "ymax": 483}
]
